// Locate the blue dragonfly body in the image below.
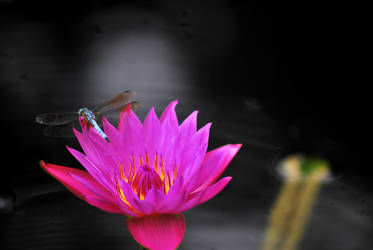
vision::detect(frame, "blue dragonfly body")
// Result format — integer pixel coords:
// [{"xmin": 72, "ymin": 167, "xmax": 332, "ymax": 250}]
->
[
  {"xmin": 36, "ymin": 90, "xmax": 140, "ymax": 141},
  {"xmin": 78, "ymin": 107, "xmax": 109, "ymax": 141}
]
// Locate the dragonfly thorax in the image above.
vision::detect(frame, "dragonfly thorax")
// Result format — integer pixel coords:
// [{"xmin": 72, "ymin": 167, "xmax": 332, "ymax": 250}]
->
[{"xmin": 78, "ymin": 108, "xmax": 96, "ymax": 120}]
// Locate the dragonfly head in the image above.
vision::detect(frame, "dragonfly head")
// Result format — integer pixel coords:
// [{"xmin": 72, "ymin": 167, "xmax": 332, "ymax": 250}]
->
[
  {"xmin": 78, "ymin": 108, "xmax": 96, "ymax": 121},
  {"xmin": 78, "ymin": 108, "xmax": 90, "ymax": 116}
]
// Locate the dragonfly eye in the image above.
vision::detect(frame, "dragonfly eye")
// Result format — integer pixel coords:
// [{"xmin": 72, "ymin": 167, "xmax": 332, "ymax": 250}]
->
[{"xmin": 78, "ymin": 108, "xmax": 91, "ymax": 117}]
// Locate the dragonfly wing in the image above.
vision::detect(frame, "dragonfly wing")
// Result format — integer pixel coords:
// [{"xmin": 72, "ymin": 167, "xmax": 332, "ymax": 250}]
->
[
  {"xmin": 92, "ymin": 90, "xmax": 136, "ymax": 116},
  {"xmin": 95, "ymin": 101, "xmax": 141, "ymax": 126},
  {"xmin": 127, "ymin": 101, "xmax": 141, "ymax": 112},
  {"xmin": 35, "ymin": 112, "xmax": 78, "ymax": 125},
  {"xmin": 42, "ymin": 119, "xmax": 81, "ymax": 138}
]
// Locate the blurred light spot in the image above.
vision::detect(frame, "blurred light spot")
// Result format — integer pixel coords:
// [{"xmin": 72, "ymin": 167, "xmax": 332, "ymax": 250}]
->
[{"xmin": 84, "ymin": 13, "xmax": 189, "ymax": 102}]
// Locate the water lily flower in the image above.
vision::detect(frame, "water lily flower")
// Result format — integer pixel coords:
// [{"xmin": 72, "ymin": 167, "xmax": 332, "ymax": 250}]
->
[{"xmin": 40, "ymin": 101, "xmax": 241, "ymax": 250}]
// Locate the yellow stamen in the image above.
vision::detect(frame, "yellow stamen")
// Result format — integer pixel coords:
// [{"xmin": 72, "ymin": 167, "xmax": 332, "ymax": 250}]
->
[
  {"xmin": 116, "ymin": 183, "xmax": 131, "ymax": 207},
  {"xmin": 164, "ymin": 173, "xmax": 171, "ymax": 194},
  {"xmin": 119, "ymin": 161, "xmax": 127, "ymax": 182},
  {"xmin": 116, "ymin": 183, "xmax": 142, "ymax": 216},
  {"xmin": 154, "ymin": 154, "xmax": 159, "ymax": 173},
  {"xmin": 172, "ymin": 166, "xmax": 178, "ymax": 184},
  {"xmin": 129, "ymin": 162, "xmax": 134, "ymax": 182},
  {"xmin": 160, "ymin": 158, "xmax": 166, "ymax": 181},
  {"xmin": 145, "ymin": 153, "xmax": 149, "ymax": 165},
  {"xmin": 118, "ymin": 153, "xmax": 179, "ymax": 200}
]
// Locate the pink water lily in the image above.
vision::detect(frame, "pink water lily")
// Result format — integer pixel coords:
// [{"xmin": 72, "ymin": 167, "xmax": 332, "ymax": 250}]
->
[{"xmin": 40, "ymin": 101, "xmax": 241, "ymax": 250}]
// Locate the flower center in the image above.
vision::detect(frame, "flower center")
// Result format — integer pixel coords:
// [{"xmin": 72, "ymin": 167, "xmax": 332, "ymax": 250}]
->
[
  {"xmin": 131, "ymin": 164, "xmax": 163, "ymax": 200},
  {"xmin": 118, "ymin": 154, "xmax": 178, "ymax": 200}
]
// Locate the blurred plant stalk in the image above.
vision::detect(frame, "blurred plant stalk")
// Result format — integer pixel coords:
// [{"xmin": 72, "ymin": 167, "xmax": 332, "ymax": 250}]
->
[{"xmin": 262, "ymin": 155, "xmax": 330, "ymax": 250}]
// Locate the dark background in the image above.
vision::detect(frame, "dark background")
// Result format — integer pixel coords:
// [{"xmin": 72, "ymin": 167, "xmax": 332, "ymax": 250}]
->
[{"xmin": 0, "ymin": 1, "xmax": 370, "ymax": 249}]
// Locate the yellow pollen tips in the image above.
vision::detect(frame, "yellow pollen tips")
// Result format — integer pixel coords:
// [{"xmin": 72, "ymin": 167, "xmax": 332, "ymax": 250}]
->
[
  {"xmin": 119, "ymin": 161, "xmax": 127, "ymax": 182},
  {"xmin": 172, "ymin": 166, "xmax": 178, "ymax": 184},
  {"xmin": 116, "ymin": 183, "xmax": 131, "ymax": 207},
  {"xmin": 154, "ymin": 154, "xmax": 159, "ymax": 173},
  {"xmin": 164, "ymin": 173, "xmax": 172, "ymax": 194},
  {"xmin": 119, "ymin": 153, "xmax": 179, "ymax": 199},
  {"xmin": 145, "ymin": 153, "xmax": 150, "ymax": 165}
]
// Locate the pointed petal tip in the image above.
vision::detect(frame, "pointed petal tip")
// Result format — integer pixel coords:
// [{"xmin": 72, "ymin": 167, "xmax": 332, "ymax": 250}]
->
[
  {"xmin": 101, "ymin": 115, "xmax": 108, "ymax": 123},
  {"xmin": 163, "ymin": 100, "xmax": 179, "ymax": 113},
  {"xmin": 40, "ymin": 161, "xmax": 63, "ymax": 180},
  {"xmin": 39, "ymin": 161, "xmax": 124, "ymax": 214},
  {"xmin": 119, "ymin": 103, "xmax": 133, "ymax": 120},
  {"xmin": 39, "ymin": 160, "xmax": 46, "ymax": 170},
  {"xmin": 197, "ymin": 122, "xmax": 212, "ymax": 133},
  {"xmin": 232, "ymin": 143, "xmax": 243, "ymax": 149},
  {"xmin": 228, "ymin": 144, "xmax": 243, "ymax": 155},
  {"xmin": 125, "ymin": 103, "xmax": 132, "ymax": 111},
  {"xmin": 229, "ymin": 144, "xmax": 243, "ymax": 157},
  {"xmin": 196, "ymin": 176, "xmax": 233, "ymax": 207},
  {"xmin": 197, "ymin": 122, "xmax": 212, "ymax": 137},
  {"xmin": 72, "ymin": 127, "xmax": 83, "ymax": 137},
  {"xmin": 39, "ymin": 160, "xmax": 55, "ymax": 175},
  {"xmin": 149, "ymin": 107, "xmax": 159, "ymax": 118},
  {"xmin": 222, "ymin": 175, "xmax": 233, "ymax": 183},
  {"xmin": 65, "ymin": 145, "xmax": 80, "ymax": 157}
]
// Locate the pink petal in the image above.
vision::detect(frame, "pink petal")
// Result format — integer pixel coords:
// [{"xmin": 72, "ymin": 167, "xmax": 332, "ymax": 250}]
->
[
  {"xmin": 119, "ymin": 180, "xmax": 154, "ymax": 215},
  {"xmin": 180, "ymin": 123, "xmax": 211, "ymax": 182},
  {"xmin": 159, "ymin": 101, "xmax": 179, "ymax": 170},
  {"xmin": 178, "ymin": 110, "xmax": 198, "ymax": 148},
  {"xmin": 102, "ymin": 117, "xmax": 131, "ymax": 176},
  {"xmin": 102, "ymin": 116, "xmax": 122, "ymax": 149},
  {"xmin": 196, "ymin": 176, "xmax": 232, "ymax": 206},
  {"xmin": 118, "ymin": 105, "xmax": 145, "ymax": 162},
  {"xmin": 84, "ymin": 196, "xmax": 126, "ymax": 214},
  {"xmin": 66, "ymin": 146, "xmax": 113, "ymax": 191},
  {"xmin": 73, "ymin": 128, "xmax": 102, "ymax": 164},
  {"xmin": 157, "ymin": 176, "xmax": 185, "ymax": 213},
  {"xmin": 171, "ymin": 111, "xmax": 198, "ymax": 169},
  {"xmin": 119, "ymin": 104, "xmax": 143, "ymax": 132},
  {"xmin": 69, "ymin": 172, "xmax": 114, "ymax": 201},
  {"xmin": 142, "ymin": 107, "xmax": 164, "ymax": 157},
  {"xmin": 126, "ymin": 214, "xmax": 185, "ymax": 250},
  {"xmin": 174, "ymin": 177, "xmax": 231, "ymax": 213},
  {"xmin": 40, "ymin": 161, "xmax": 122, "ymax": 214},
  {"xmin": 79, "ymin": 117, "xmax": 108, "ymax": 146},
  {"xmin": 144, "ymin": 187, "xmax": 165, "ymax": 209},
  {"xmin": 173, "ymin": 189, "xmax": 206, "ymax": 213},
  {"xmin": 158, "ymin": 192, "xmax": 186, "ymax": 214},
  {"xmin": 160, "ymin": 100, "xmax": 179, "ymax": 127},
  {"xmin": 193, "ymin": 144, "xmax": 241, "ymax": 192}
]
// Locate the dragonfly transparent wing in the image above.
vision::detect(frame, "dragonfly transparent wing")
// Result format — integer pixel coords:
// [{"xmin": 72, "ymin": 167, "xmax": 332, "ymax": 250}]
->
[
  {"xmin": 96, "ymin": 101, "xmax": 142, "ymax": 126},
  {"xmin": 92, "ymin": 90, "xmax": 136, "ymax": 116},
  {"xmin": 36, "ymin": 90, "xmax": 139, "ymax": 138},
  {"xmin": 35, "ymin": 112, "xmax": 78, "ymax": 125},
  {"xmin": 42, "ymin": 119, "xmax": 81, "ymax": 138},
  {"xmin": 100, "ymin": 101, "xmax": 141, "ymax": 116}
]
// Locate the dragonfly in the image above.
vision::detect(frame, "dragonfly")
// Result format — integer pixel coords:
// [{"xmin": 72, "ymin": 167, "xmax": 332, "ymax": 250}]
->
[{"xmin": 35, "ymin": 90, "xmax": 140, "ymax": 142}]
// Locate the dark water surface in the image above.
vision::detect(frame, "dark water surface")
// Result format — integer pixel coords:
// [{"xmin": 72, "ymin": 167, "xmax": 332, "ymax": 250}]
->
[{"xmin": 0, "ymin": 1, "xmax": 371, "ymax": 250}]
